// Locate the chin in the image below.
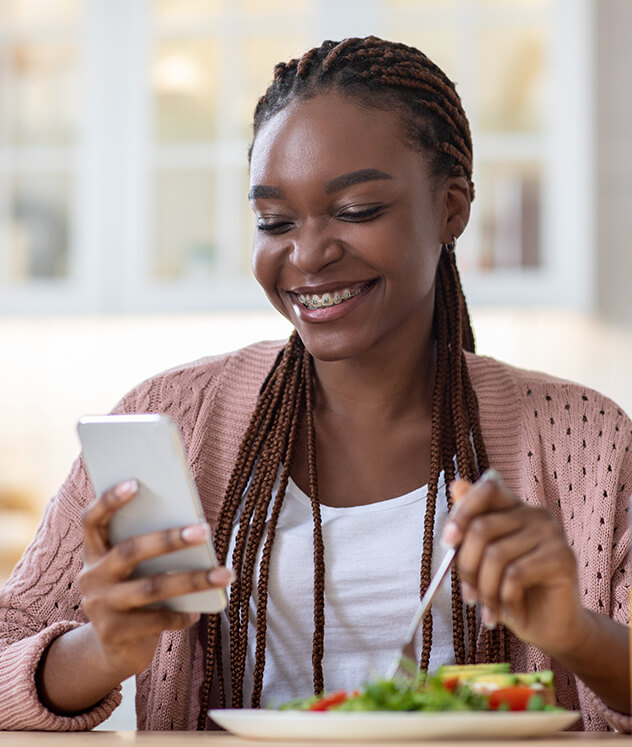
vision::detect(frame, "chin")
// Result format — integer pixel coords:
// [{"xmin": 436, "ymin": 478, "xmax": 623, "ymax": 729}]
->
[{"xmin": 295, "ymin": 329, "xmax": 371, "ymax": 363}]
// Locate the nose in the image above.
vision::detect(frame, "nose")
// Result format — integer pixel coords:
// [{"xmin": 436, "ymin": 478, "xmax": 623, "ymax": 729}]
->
[{"xmin": 289, "ymin": 221, "xmax": 344, "ymax": 275}]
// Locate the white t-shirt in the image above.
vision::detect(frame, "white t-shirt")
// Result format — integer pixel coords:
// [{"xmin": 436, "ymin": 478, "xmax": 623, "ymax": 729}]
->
[{"xmin": 221, "ymin": 471, "xmax": 455, "ymax": 707}]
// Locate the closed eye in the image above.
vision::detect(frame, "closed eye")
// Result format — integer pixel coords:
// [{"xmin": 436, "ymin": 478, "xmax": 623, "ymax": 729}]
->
[
  {"xmin": 337, "ymin": 204, "xmax": 386, "ymax": 222},
  {"xmin": 256, "ymin": 219, "xmax": 293, "ymax": 235}
]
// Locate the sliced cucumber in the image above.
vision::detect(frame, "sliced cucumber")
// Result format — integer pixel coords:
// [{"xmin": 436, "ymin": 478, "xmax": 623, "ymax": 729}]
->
[{"xmin": 436, "ymin": 663, "xmax": 511, "ymax": 680}]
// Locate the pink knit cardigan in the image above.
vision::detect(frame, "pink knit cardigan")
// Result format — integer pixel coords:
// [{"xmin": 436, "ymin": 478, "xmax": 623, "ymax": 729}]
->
[{"xmin": 0, "ymin": 342, "xmax": 630, "ymax": 732}]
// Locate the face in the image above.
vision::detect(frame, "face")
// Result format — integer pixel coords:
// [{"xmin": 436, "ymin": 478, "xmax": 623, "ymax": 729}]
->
[{"xmin": 249, "ymin": 91, "xmax": 466, "ymax": 364}]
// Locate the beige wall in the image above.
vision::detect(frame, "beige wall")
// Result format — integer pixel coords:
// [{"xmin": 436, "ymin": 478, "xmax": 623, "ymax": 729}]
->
[{"xmin": 595, "ymin": 0, "xmax": 632, "ymax": 327}]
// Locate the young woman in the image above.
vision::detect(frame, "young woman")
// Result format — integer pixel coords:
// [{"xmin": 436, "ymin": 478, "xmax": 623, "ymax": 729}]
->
[{"xmin": 0, "ymin": 36, "xmax": 629, "ymax": 733}]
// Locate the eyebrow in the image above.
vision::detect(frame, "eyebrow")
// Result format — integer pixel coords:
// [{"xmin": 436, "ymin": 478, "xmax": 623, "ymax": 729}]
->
[
  {"xmin": 324, "ymin": 168, "xmax": 393, "ymax": 194},
  {"xmin": 248, "ymin": 185, "xmax": 285, "ymax": 200},
  {"xmin": 248, "ymin": 168, "xmax": 393, "ymax": 201}
]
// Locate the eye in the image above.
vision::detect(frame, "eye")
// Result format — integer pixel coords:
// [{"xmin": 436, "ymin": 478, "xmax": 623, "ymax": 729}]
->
[
  {"xmin": 256, "ymin": 219, "xmax": 294, "ymax": 235},
  {"xmin": 337, "ymin": 204, "xmax": 386, "ymax": 222}
]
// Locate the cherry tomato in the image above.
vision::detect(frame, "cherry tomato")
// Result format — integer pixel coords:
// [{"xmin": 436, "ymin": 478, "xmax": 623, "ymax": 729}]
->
[
  {"xmin": 488, "ymin": 686, "xmax": 537, "ymax": 711},
  {"xmin": 309, "ymin": 691, "xmax": 349, "ymax": 711},
  {"xmin": 442, "ymin": 677, "xmax": 459, "ymax": 693}
]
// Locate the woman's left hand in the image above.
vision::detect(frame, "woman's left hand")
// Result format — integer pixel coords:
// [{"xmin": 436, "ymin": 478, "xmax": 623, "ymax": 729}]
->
[{"xmin": 443, "ymin": 473, "xmax": 589, "ymax": 658}]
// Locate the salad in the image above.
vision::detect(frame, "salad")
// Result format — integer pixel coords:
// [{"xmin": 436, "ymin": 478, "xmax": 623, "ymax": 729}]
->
[{"xmin": 279, "ymin": 664, "xmax": 560, "ymax": 713}]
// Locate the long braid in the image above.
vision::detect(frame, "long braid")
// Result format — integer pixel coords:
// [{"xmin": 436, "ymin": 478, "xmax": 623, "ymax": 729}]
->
[
  {"xmin": 304, "ymin": 351, "xmax": 326, "ymax": 694},
  {"xmin": 418, "ymin": 270, "xmax": 449, "ymax": 672},
  {"xmin": 198, "ymin": 36, "xmax": 502, "ymax": 728},
  {"xmin": 250, "ymin": 361, "xmax": 306, "ymax": 706},
  {"xmin": 231, "ymin": 344, "xmax": 305, "ymax": 703}
]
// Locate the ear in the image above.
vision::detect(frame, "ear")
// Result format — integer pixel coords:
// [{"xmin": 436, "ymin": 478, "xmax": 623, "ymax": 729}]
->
[{"xmin": 439, "ymin": 176, "xmax": 471, "ymax": 244}]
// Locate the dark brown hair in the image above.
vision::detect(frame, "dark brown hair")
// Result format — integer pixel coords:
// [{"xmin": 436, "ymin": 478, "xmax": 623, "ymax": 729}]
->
[{"xmin": 198, "ymin": 36, "xmax": 507, "ymax": 728}]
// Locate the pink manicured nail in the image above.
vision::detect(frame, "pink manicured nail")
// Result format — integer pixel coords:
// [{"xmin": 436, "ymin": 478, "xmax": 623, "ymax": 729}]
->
[
  {"xmin": 181, "ymin": 524, "xmax": 209, "ymax": 543},
  {"xmin": 482, "ymin": 606, "xmax": 497, "ymax": 630},
  {"xmin": 441, "ymin": 520, "xmax": 462, "ymax": 549},
  {"xmin": 208, "ymin": 567, "xmax": 233, "ymax": 585},
  {"xmin": 462, "ymin": 582, "xmax": 478, "ymax": 606},
  {"xmin": 114, "ymin": 479, "xmax": 138, "ymax": 500}
]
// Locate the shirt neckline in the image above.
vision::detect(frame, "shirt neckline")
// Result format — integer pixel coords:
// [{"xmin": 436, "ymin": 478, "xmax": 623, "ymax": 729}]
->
[{"xmin": 285, "ymin": 471, "xmax": 446, "ymax": 515}]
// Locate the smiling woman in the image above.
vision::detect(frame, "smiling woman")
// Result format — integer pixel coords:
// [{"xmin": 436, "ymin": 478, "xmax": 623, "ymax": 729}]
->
[
  {"xmin": 249, "ymin": 92, "xmax": 465, "ymax": 364},
  {"xmin": 0, "ymin": 36, "xmax": 630, "ymax": 735}
]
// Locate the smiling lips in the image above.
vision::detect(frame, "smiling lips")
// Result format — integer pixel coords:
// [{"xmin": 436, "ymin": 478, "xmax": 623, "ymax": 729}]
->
[
  {"xmin": 297, "ymin": 287, "xmax": 360, "ymax": 310},
  {"xmin": 293, "ymin": 281, "xmax": 374, "ymax": 310}
]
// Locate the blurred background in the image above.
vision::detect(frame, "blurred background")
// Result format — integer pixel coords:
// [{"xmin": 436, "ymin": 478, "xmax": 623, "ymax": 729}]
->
[{"xmin": 1, "ymin": 0, "xmax": 631, "ymax": 729}]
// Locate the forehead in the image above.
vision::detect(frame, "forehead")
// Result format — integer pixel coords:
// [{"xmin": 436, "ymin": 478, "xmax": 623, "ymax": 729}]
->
[{"xmin": 249, "ymin": 92, "xmax": 419, "ymax": 186}]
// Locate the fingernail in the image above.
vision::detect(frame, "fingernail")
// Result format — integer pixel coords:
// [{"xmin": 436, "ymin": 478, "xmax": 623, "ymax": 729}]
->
[
  {"xmin": 480, "ymin": 469, "xmax": 503, "ymax": 486},
  {"xmin": 441, "ymin": 520, "xmax": 462, "ymax": 549},
  {"xmin": 115, "ymin": 479, "xmax": 138, "ymax": 500},
  {"xmin": 181, "ymin": 524, "xmax": 209, "ymax": 543},
  {"xmin": 208, "ymin": 567, "xmax": 233, "ymax": 585},
  {"xmin": 482, "ymin": 606, "xmax": 497, "ymax": 630},
  {"xmin": 462, "ymin": 582, "xmax": 477, "ymax": 606}
]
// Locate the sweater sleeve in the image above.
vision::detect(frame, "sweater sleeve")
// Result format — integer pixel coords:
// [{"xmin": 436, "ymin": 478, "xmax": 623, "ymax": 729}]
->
[
  {"xmin": 0, "ymin": 456, "xmax": 122, "ymax": 730},
  {"xmin": 522, "ymin": 379, "xmax": 632, "ymax": 732},
  {"xmin": 584, "ymin": 417, "xmax": 632, "ymax": 733},
  {"xmin": 0, "ymin": 379, "xmax": 155, "ymax": 730}
]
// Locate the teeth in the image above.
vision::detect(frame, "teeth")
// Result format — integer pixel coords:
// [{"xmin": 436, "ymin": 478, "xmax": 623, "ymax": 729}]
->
[{"xmin": 297, "ymin": 286, "xmax": 362, "ymax": 310}]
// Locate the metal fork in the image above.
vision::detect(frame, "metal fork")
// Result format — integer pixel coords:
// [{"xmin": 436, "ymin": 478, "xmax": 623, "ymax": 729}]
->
[
  {"xmin": 385, "ymin": 469, "xmax": 503, "ymax": 681},
  {"xmin": 385, "ymin": 545, "xmax": 457, "ymax": 680}
]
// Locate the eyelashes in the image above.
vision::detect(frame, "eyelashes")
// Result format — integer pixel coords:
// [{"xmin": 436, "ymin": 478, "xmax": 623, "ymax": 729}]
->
[
  {"xmin": 256, "ymin": 204, "xmax": 387, "ymax": 235},
  {"xmin": 256, "ymin": 220, "xmax": 292, "ymax": 235}
]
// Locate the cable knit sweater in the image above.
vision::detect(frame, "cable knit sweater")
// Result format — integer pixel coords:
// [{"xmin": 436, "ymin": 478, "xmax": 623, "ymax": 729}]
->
[{"xmin": 0, "ymin": 341, "xmax": 630, "ymax": 732}]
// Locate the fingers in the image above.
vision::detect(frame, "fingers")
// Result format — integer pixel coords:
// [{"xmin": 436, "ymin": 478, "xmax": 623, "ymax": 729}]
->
[
  {"xmin": 443, "ymin": 470, "xmax": 516, "ymax": 549},
  {"xmin": 460, "ymin": 517, "xmax": 546, "ymax": 623},
  {"xmin": 79, "ymin": 479, "xmax": 226, "ymax": 678},
  {"xmin": 445, "ymin": 470, "xmax": 576, "ymax": 639},
  {"xmin": 82, "ymin": 480, "xmax": 139, "ymax": 564},
  {"xmin": 104, "ymin": 567, "xmax": 233, "ymax": 611},
  {"xmin": 497, "ymin": 542, "xmax": 577, "ymax": 623},
  {"xmin": 104, "ymin": 523, "xmax": 213, "ymax": 581}
]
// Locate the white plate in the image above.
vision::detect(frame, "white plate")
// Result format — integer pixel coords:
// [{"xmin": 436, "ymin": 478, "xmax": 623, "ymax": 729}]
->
[{"xmin": 209, "ymin": 708, "xmax": 581, "ymax": 741}]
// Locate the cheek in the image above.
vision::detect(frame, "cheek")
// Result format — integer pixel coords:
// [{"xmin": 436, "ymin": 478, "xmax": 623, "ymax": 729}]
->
[
  {"xmin": 251, "ymin": 241, "xmax": 289, "ymax": 315},
  {"xmin": 251, "ymin": 237, "xmax": 276, "ymax": 288}
]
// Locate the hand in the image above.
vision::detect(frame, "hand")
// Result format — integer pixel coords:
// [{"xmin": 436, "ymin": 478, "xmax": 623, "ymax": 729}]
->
[
  {"xmin": 443, "ymin": 472, "xmax": 588, "ymax": 658},
  {"xmin": 79, "ymin": 479, "xmax": 232, "ymax": 680}
]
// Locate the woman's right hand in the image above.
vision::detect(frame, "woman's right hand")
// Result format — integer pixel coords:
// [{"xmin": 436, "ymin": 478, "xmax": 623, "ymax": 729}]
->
[{"xmin": 78, "ymin": 478, "xmax": 231, "ymax": 681}]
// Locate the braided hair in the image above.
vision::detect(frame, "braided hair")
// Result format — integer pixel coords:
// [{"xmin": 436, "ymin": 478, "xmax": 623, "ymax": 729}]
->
[{"xmin": 197, "ymin": 36, "xmax": 508, "ymax": 728}]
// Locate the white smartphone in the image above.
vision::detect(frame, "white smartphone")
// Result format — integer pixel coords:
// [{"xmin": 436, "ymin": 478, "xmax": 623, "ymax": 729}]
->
[{"xmin": 77, "ymin": 413, "xmax": 227, "ymax": 614}]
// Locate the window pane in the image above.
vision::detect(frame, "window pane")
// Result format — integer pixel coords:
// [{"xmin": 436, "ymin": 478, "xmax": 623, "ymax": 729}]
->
[
  {"xmin": 477, "ymin": 0, "xmax": 550, "ymax": 8},
  {"xmin": 239, "ymin": 36, "xmax": 308, "ymax": 136},
  {"xmin": 240, "ymin": 167, "xmax": 255, "ymax": 278},
  {"xmin": 386, "ymin": 0, "xmax": 456, "ymax": 9},
  {"xmin": 0, "ymin": 173, "xmax": 70, "ymax": 283},
  {"xmin": 1, "ymin": 42, "xmax": 77, "ymax": 145},
  {"xmin": 152, "ymin": 170, "xmax": 217, "ymax": 282},
  {"xmin": 152, "ymin": 39, "xmax": 219, "ymax": 142},
  {"xmin": 243, "ymin": 0, "xmax": 311, "ymax": 12},
  {"xmin": 478, "ymin": 26, "xmax": 547, "ymax": 132},
  {"xmin": 153, "ymin": 0, "xmax": 222, "ymax": 23},
  {"xmin": 476, "ymin": 161, "xmax": 541, "ymax": 270},
  {"xmin": 6, "ymin": 0, "xmax": 79, "ymax": 26}
]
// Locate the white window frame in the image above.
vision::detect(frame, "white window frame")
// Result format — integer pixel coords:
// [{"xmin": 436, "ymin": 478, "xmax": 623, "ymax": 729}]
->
[{"xmin": 0, "ymin": 0, "xmax": 594, "ymax": 314}]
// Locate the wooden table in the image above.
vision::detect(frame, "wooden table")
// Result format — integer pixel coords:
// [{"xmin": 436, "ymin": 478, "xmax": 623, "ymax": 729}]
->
[{"xmin": 0, "ymin": 732, "xmax": 629, "ymax": 746}]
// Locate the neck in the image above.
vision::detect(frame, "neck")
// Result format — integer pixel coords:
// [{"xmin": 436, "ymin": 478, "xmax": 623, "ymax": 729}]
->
[{"xmin": 310, "ymin": 325, "xmax": 436, "ymax": 423}]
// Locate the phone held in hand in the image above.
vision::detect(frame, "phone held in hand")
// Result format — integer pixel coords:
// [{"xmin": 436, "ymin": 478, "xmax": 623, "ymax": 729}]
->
[{"xmin": 77, "ymin": 413, "xmax": 227, "ymax": 614}]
